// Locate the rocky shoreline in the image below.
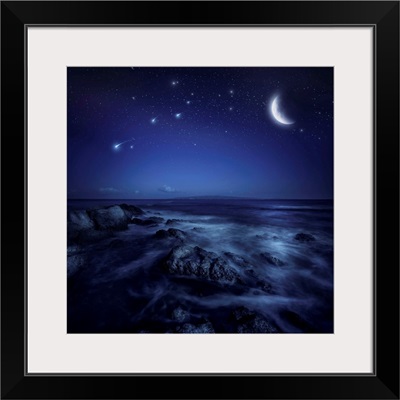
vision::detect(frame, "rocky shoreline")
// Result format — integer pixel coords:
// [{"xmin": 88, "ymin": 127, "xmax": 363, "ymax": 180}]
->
[{"xmin": 67, "ymin": 203, "xmax": 325, "ymax": 334}]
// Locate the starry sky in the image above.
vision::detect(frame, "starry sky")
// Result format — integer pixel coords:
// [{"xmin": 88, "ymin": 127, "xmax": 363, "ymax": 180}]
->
[{"xmin": 67, "ymin": 67, "xmax": 333, "ymax": 199}]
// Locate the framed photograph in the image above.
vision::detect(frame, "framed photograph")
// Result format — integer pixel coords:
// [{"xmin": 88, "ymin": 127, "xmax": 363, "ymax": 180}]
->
[{"xmin": 2, "ymin": 1, "xmax": 399, "ymax": 399}]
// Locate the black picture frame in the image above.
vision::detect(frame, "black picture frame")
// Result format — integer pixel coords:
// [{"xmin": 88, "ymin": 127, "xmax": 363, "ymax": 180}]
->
[{"xmin": 1, "ymin": 1, "xmax": 399, "ymax": 399}]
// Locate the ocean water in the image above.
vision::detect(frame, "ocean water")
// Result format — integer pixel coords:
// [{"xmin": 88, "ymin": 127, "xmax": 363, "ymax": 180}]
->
[{"xmin": 67, "ymin": 199, "xmax": 333, "ymax": 333}]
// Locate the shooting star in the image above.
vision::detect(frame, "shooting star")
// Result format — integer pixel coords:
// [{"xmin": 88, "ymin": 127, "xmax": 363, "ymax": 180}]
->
[
  {"xmin": 113, "ymin": 138, "xmax": 135, "ymax": 150},
  {"xmin": 151, "ymin": 115, "xmax": 160, "ymax": 124}
]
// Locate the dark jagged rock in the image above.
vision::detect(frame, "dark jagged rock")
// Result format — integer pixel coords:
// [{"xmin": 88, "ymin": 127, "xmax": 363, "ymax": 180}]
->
[
  {"xmin": 256, "ymin": 280, "xmax": 274, "ymax": 293},
  {"xmin": 67, "ymin": 245, "xmax": 86, "ymax": 277},
  {"xmin": 163, "ymin": 245, "xmax": 239, "ymax": 284},
  {"xmin": 119, "ymin": 203, "xmax": 145, "ymax": 218},
  {"xmin": 149, "ymin": 216, "xmax": 165, "ymax": 223},
  {"xmin": 88, "ymin": 205, "xmax": 129, "ymax": 231},
  {"xmin": 165, "ymin": 219, "xmax": 183, "ymax": 226},
  {"xmin": 131, "ymin": 217, "xmax": 159, "ymax": 226},
  {"xmin": 68, "ymin": 210, "xmax": 95, "ymax": 231},
  {"xmin": 238, "ymin": 316, "xmax": 277, "ymax": 333},
  {"xmin": 230, "ymin": 306, "xmax": 277, "ymax": 333},
  {"xmin": 171, "ymin": 307, "xmax": 190, "ymax": 323},
  {"xmin": 261, "ymin": 252, "xmax": 285, "ymax": 267},
  {"xmin": 223, "ymin": 252, "xmax": 252, "ymax": 269},
  {"xmin": 155, "ymin": 228, "xmax": 186, "ymax": 241},
  {"xmin": 68, "ymin": 204, "xmax": 146, "ymax": 244},
  {"xmin": 175, "ymin": 322, "xmax": 215, "ymax": 333},
  {"xmin": 294, "ymin": 233, "xmax": 316, "ymax": 242},
  {"xmin": 67, "ymin": 210, "xmax": 95, "ymax": 241},
  {"xmin": 67, "ymin": 209, "xmax": 113, "ymax": 243}
]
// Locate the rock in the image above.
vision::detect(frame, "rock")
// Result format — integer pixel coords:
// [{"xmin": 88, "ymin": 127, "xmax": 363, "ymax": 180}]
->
[
  {"xmin": 131, "ymin": 218, "xmax": 158, "ymax": 226},
  {"xmin": 256, "ymin": 280, "xmax": 274, "ymax": 293},
  {"xmin": 67, "ymin": 244, "xmax": 81, "ymax": 255},
  {"xmin": 231, "ymin": 306, "xmax": 254, "ymax": 322},
  {"xmin": 260, "ymin": 252, "xmax": 285, "ymax": 267},
  {"xmin": 294, "ymin": 233, "xmax": 316, "ymax": 242},
  {"xmin": 148, "ymin": 216, "xmax": 165, "ymax": 223},
  {"xmin": 67, "ymin": 210, "xmax": 95, "ymax": 240},
  {"xmin": 237, "ymin": 316, "xmax": 277, "ymax": 333},
  {"xmin": 230, "ymin": 306, "xmax": 277, "ymax": 333},
  {"xmin": 155, "ymin": 228, "xmax": 186, "ymax": 241},
  {"xmin": 171, "ymin": 307, "xmax": 190, "ymax": 323},
  {"xmin": 224, "ymin": 252, "xmax": 252, "ymax": 269},
  {"xmin": 163, "ymin": 245, "xmax": 239, "ymax": 284},
  {"xmin": 67, "ymin": 254, "xmax": 86, "ymax": 277},
  {"xmin": 67, "ymin": 210, "xmax": 112, "ymax": 243},
  {"xmin": 176, "ymin": 322, "xmax": 215, "ymax": 333},
  {"xmin": 119, "ymin": 203, "xmax": 145, "ymax": 218},
  {"xmin": 68, "ymin": 210, "xmax": 95, "ymax": 231},
  {"xmin": 89, "ymin": 205, "xmax": 129, "ymax": 231},
  {"xmin": 67, "ymin": 245, "xmax": 86, "ymax": 277},
  {"xmin": 245, "ymin": 268, "xmax": 256, "ymax": 277},
  {"xmin": 68, "ymin": 204, "xmax": 146, "ymax": 244},
  {"xmin": 166, "ymin": 219, "xmax": 183, "ymax": 226}
]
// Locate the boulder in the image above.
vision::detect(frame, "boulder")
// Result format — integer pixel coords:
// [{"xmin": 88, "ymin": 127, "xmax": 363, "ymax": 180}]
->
[
  {"xmin": 230, "ymin": 306, "xmax": 277, "ymax": 333},
  {"xmin": 171, "ymin": 307, "xmax": 190, "ymax": 323},
  {"xmin": 294, "ymin": 233, "xmax": 316, "ymax": 242},
  {"xmin": 260, "ymin": 252, "xmax": 285, "ymax": 267},
  {"xmin": 163, "ymin": 245, "xmax": 239, "ymax": 284},
  {"xmin": 89, "ymin": 205, "xmax": 129, "ymax": 231},
  {"xmin": 67, "ymin": 245, "xmax": 86, "ymax": 277},
  {"xmin": 224, "ymin": 252, "xmax": 252, "ymax": 269},
  {"xmin": 166, "ymin": 219, "xmax": 183, "ymax": 226},
  {"xmin": 67, "ymin": 210, "xmax": 95, "ymax": 239},
  {"xmin": 119, "ymin": 203, "xmax": 144, "ymax": 218},
  {"xmin": 131, "ymin": 217, "xmax": 163, "ymax": 226},
  {"xmin": 155, "ymin": 228, "xmax": 186, "ymax": 241}
]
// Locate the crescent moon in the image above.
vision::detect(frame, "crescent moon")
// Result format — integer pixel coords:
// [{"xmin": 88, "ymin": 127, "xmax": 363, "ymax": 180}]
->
[{"xmin": 271, "ymin": 96, "xmax": 295, "ymax": 125}]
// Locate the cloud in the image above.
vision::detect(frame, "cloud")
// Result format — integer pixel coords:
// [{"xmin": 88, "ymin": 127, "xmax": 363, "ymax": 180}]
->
[
  {"xmin": 158, "ymin": 185, "xmax": 177, "ymax": 193},
  {"xmin": 99, "ymin": 187, "xmax": 119, "ymax": 193}
]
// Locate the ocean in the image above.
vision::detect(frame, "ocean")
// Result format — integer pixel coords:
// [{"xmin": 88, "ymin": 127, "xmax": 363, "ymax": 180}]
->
[{"xmin": 67, "ymin": 198, "xmax": 333, "ymax": 333}]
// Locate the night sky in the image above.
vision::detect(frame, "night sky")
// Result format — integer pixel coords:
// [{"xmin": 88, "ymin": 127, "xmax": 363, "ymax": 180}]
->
[{"xmin": 67, "ymin": 67, "xmax": 333, "ymax": 199}]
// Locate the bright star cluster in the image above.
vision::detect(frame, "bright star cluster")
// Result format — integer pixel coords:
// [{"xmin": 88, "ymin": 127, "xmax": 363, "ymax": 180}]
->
[{"xmin": 67, "ymin": 67, "xmax": 333, "ymax": 199}]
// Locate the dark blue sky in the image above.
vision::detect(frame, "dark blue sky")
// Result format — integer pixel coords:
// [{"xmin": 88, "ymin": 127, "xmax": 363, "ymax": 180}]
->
[{"xmin": 67, "ymin": 67, "xmax": 333, "ymax": 199}]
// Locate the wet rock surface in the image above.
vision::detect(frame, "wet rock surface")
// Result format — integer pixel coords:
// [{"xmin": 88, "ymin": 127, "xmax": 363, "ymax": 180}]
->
[
  {"xmin": 67, "ymin": 204, "xmax": 145, "ymax": 244},
  {"xmin": 294, "ymin": 233, "xmax": 316, "ymax": 242},
  {"xmin": 230, "ymin": 306, "xmax": 278, "ymax": 333},
  {"xmin": 154, "ymin": 228, "xmax": 187, "ymax": 241},
  {"xmin": 163, "ymin": 245, "xmax": 239, "ymax": 284},
  {"xmin": 260, "ymin": 252, "xmax": 285, "ymax": 267}
]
